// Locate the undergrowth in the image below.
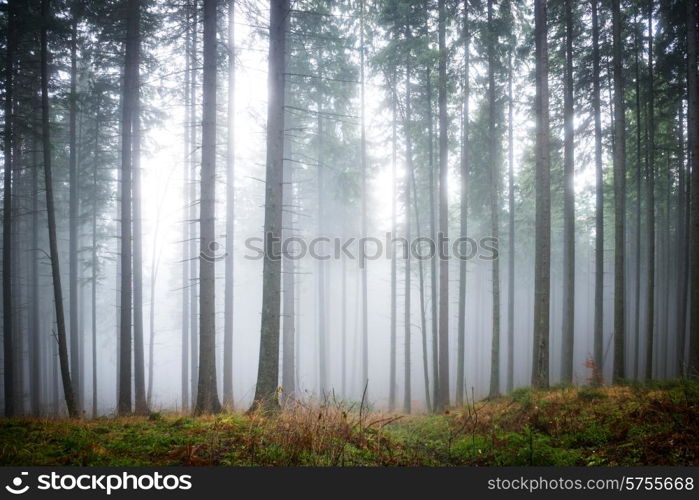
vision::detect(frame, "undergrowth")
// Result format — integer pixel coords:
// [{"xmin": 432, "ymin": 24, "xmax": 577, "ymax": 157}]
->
[{"xmin": 1, "ymin": 379, "xmax": 697, "ymax": 466}]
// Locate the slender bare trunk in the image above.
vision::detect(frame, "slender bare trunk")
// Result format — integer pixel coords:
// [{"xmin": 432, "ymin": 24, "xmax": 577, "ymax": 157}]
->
[
  {"xmin": 223, "ymin": 0, "xmax": 235, "ymax": 409},
  {"xmin": 252, "ymin": 0, "xmax": 289, "ymax": 409},
  {"xmin": 437, "ymin": 0, "xmax": 450, "ymax": 410},
  {"xmin": 41, "ymin": 0, "xmax": 77, "ymax": 418},
  {"xmin": 531, "ymin": 0, "xmax": 551, "ymax": 389},
  {"xmin": 611, "ymin": 0, "xmax": 627, "ymax": 383},
  {"xmin": 561, "ymin": 0, "xmax": 575, "ymax": 384}
]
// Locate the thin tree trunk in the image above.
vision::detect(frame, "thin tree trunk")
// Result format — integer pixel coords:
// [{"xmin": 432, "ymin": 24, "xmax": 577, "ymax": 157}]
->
[
  {"xmin": 118, "ymin": 0, "xmax": 139, "ymax": 416},
  {"xmin": 252, "ymin": 0, "xmax": 289, "ymax": 409},
  {"xmin": 68, "ymin": 17, "xmax": 80, "ymax": 410},
  {"xmin": 281, "ymin": 162, "xmax": 295, "ymax": 402},
  {"xmin": 223, "ymin": 0, "xmax": 235, "ymax": 409},
  {"xmin": 133, "ymin": 44, "xmax": 148, "ymax": 415},
  {"xmin": 403, "ymin": 54, "xmax": 412, "ymax": 414},
  {"xmin": 487, "ymin": 0, "xmax": 500, "ymax": 399},
  {"xmin": 456, "ymin": 0, "xmax": 469, "ymax": 405},
  {"xmin": 611, "ymin": 0, "xmax": 626, "ymax": 383},
  {"xmin": 531, "ymin": 0, "xmax": 551, "ymax": 390},
  {"xmin": 360, "ymin": 0, "xmax": 369, "ymax": 399},
  {"xmin": 91, "ymin": 97, "xmax": 100, "ymax": 418},
  {"xmin": 437, "ymin": 0, "xmax": 450, "ymax": 410},
  {"xmin": 181, "ymin": 0, "xmax": 191, "ymax": 411},
  {"xmin": 644, "ymin": 2, "xmax": 655, "ymax": 381},
  {"xmin": 592, "ymin": 0, "xmax": 604, "ymax": 385},
  {"xmin": 389, "ymin": 65, "xmax": 397, "ymax": 412},
  {"xmin": 685, "ymin": 0, "xmax": 699, "ymax": 375},
  {"xmin": 561, "ymin": 0, "xmax": 575, "ymax": 385},
  {"xmin": 189, "ymin": 2, "xmax": 199, "ymax": 406},
  {"xmin": 281, "ymin": 111, "xmax": 294, "ymax": 403},
  {"xmin": 677, "ymin": 102, "xmax": 688, "ymax": 375},
  {"xmin": 317, "ymin": 103, "xmax": 327, "ymax": 396},
  {"xmin": 410, "ymin": 172, "xmax": 431, "ymax": 413},
  {"xmin": 3, "ymin": 0, "xmax": 15, "ymax": 418},
  {"xmin": 633, "ymin": 17, "xmax": 643, "ymax": 380},
  {"xmin": 30, "ymin": 132, "xmax": 40, "ymax": 414},
  {"xmin": 41, "ymin": 0, "xmax": 77, "ymax": 418},
  {"xmin": 506, "ymin": 46, "xmax": 515, "ymax": 393},
  {"xmin": 427, "ymin": 70, "xmax": 438, "ymax": 412},
  {"xmin": 194, "ymin": 0, "xmax": 222, "ymax": 415}
]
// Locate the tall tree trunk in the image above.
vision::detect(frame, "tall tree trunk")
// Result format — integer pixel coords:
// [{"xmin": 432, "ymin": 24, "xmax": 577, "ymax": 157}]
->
[
  {"xmin": 685, "ymin": 0, "xmax": 699, "ymax": 375},
  {"xmin": 223, "ymin": 0, "xmax": 235, "ymax": 409},
  {"xmin": 281, "ymin": 158, "xmax": 295, "ymax": 402},
  {"xmin": 456, "ymin": 0, "xmax": 469, "ymax": 405},
  {"xmin": 316, "ymin": 104, "xmax": 327, "ymax": 396},
  {"xmin": 181, "ymin": 0, "xmax": 191, "ymax": 411},
  {"xmin": 426, "ymin": 69, "xmax": 438, "ymax": 412},
  {"xmin": 189, "ymin": 2, "xmax": 199, "ymax": 405},
  {"xmin": 677, "ymin": 103, "xmax": 688, "ymax": 374},
  {"xmin": 3, "ymin": 0, "xmax": 15, "ymax": 418},
  {"xmin": 403, "ymin": 54, "xmax": 413, "ymax": 414},
  {"xmin": 30, "ymin": 133, "xmax": 40, "ymax": 414},
  {"xmin": 68, "ymin": 17, "xmax": 80, "ymax": 410},
  {"xmin": 437, "ymin": 0, "xmax": 450, "ymax": 411},
  {"xmin": 506, "ymin": 46, "xmax": 515, "ymax": 393},
  {"xmin": 41, "ymin": 0, "xmax": 77, "ymax": 418},
  {"xmin": 561, "ymin": 0, "xmax": 575, "ymax": 384},
  {"xmin": 633, "ymin": 17, "xmax": 643, "ymax": 380},
  {"xmin": 644, "ymin": 2, "xmax": 655, "ymax": 381},
  {"xmin": 611, "ymin": 0, "xmax": 626, "ymax": 383},
  {"xmin": 252, "ymin": 0, "xmax": 289, "ymax": 409},
  {"xmin": 531, "ymin": 0, "xmax": 551, "ymax": 390},
  {"xmin": 389, "ymin": 66, "xmax": 397, "ymax": 412},
  {"xmin": 118, "ymin": 0, "xmax": 139, "ymax": 416},
  {"xmin": 359, "ymin": 0, "xmax": 369, "ymax": 399},
  {"xmin": 411, "ymin": 172, "xmax": 431, "ymax": 412},
  {"xmin": 132, "ymin": 47, "xmax": 148, "ymax": 415},
  {"xmin": 194, "ymin": 0, "xmax": 222, "ymax": 415},
  {"xmin": 91, "ymin": 97, "xmax": 101, "ymax": 417},
  {"xmin": 592, "ymin": 0, "xmax": 604, "ymax": 385},
  {"xmin": 487, "ymin": 0, "xmax": 500, "ymax": 399}
]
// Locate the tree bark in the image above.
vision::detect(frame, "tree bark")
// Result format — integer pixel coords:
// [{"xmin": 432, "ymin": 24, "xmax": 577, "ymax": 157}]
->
[
  {"xmin": 389, "ymin": 65, "xmax": 397, "ymax": 412},
  {"xmin": 223, "ymin": 0, "xmax": 235, "ymax": 409},
  {"xmin": 181, "ymin": 0, "xmax": 191, "ymax": 411},
  {"xmin": 437, "ymin": 0, "xmax": 450, "ymax": 411},
  {"xmin": 118, "ymin": 0, "xmax": 139, "ymax": 416},
  {"xmin": 132, "ymin": 36, "xmax": 148, "ymax": 415},
  {"xmin": 425, "ymin": 69, "xmax": 439, "ymax": 412},
  {"xmin": 591, "ymin": 0, "xmax": 604, "ymax": 385},
  {"xmin": 687, "ymin": 0, "xmax": 699, "ymax": 375},
  {"xmin": 41, "ymin": 0, "xmax": 77, "ymax": 418},
  {"xmin": 561, "ymin": 0, "xmax": 575, "ymax": 384},
  {"xmin": 68, "ymin": 17, "xmax": 80, "ymax": 410},
  {"xmin": 611, "ymin": 0, "xmax": 627, "ymax": 383},
  {"xmin": 360, "ymin": 0, "xmax": 369, "ymax": 399},
  {"xmin": 252, "ymin": 0, "xmax": 289, "ymax": 409},
  {"xmin": 644, "ymin": 2, "xmax": 655, "ymax": 381},
  {"xmin": 506, "ymin": 45, "xmax": 515, "ymax": 393},
  {"xmin": 3, "ymin": 0, "xmax": 15, "ymax": 418},
  {"xmin": 194, "ymin": 0, "xmax": 222, "ymax": 415},
  {"xmin": 403, "ymin": 54, "xmax": 412, "ymax": 414},
  {"xmin": 487, "ymin": 0, "xmax": 500, "ymax": 399},
  {"xmin": 531, "ymin": 0, "xmax": 551, "ymax": 390},
  {"xmin": 456, "ymin": 0, "xmax": 469, "ymax": 405}
]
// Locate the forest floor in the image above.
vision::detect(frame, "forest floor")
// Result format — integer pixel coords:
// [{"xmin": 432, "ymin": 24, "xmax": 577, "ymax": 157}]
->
[{"xmin": 1, "ymin": 379, "xmax": 698, "ymax": 466}]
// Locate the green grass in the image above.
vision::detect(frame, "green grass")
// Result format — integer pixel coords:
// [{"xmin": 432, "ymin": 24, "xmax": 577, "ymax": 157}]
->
[{"xmin": 1, "ymin": 379, "xmax": 698, "ymax": 466}]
